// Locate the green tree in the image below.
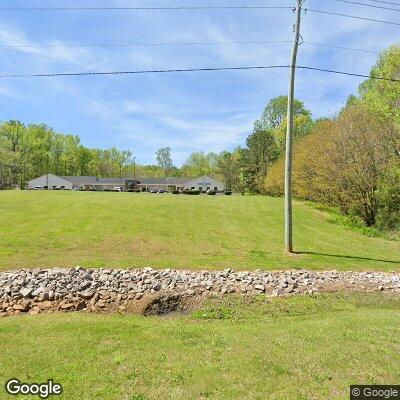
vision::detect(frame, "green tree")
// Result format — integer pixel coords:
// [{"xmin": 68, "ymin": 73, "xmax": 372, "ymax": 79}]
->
[
  {"xmin": 242, "ymin": 129, "xmax": 279, "ymax": 193},
  {"xmin": 181, "ymin": 152, "xmax": 218, "ymax": 177},
  {"xmin": 155, "ymin": 147, "xmax": 174, "ymax": 177},
  {"xmin": 216, "ymin": 148, "xmax": 244, "ymax": 192},
  {"xmin": 358, "ymin": 45, "xmax": 400, "ymax": 127}
]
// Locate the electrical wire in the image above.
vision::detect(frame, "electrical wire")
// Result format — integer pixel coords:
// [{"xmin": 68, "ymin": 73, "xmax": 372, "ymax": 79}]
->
[
  {"xmin": 307, "ymin": 8, "xmax": 400, "ymax": 25},
  {"xmin": 0, "ymin": 40, "xmax": 294, "ymax": 49},
  {"xmin": 334, "ymin": 0, "xmax": 400, "ymax": 11},
  {"xmin": 0, "ymin": 40, "xmax": 381, "ymax": 54},
  {"xmin": 365, "ymin": 0, "xmax": 400, "ymax": 6},
  {"xmin": 0, "ymin": 65, "xmax": 398, "ymax": 83},
  {"xmin": 0, "ymin": 6, "xmax": 293, "ymax": 11}
]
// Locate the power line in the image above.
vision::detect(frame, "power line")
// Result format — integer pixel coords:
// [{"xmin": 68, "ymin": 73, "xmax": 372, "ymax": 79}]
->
[
  {"xmin": 0, "ymin": 40, "xmax": 381, "ymax": 54},
  {"xmin": 334, "ymin": 0, "xmax": 400, "ymax": 11},
  {"xmin": 298, "ymin": 66, "xmax": 400, "ymax": 82},
  {"xmin": 2, "ymin": 4, "xmax": 398, "ymax": 26},
  {"xmin": 365, "ymin": 0, "xmax": 400, "ymax": 6},
  {"xmin": 0, "ymin": 6, "xmax": 293, "ymax": 11},
  {"xmin": 302, "ymin": 41, "xmax": 380, "ymax": 54},
  {"xmin": 307, "ymin": 8, "xmax": 400, "ymax": 25},
  {"xmin": 0, "ymin": 40, "xmax": 294, "ymax": 49},
  {"xmin": 0, "ymin": 65, "xmax": 398, "ymax": 83}
]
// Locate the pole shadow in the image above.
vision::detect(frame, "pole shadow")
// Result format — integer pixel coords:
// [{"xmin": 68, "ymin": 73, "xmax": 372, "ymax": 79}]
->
[{"xmin": 297, "ymin": 251, "xmax": 400, "ymax": 265}]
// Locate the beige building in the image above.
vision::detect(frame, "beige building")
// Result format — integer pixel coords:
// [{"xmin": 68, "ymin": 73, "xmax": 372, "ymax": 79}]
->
[{"xmin": 27, "ymin": 174, "xmax": 225, "ymax": 192}]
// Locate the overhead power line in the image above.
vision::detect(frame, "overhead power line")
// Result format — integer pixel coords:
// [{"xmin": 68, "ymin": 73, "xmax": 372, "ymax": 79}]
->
[
  {"xmin": 303, "ymin": 41, "xmax": 380, "ymax": 54},
  {"xmin": 307, "ymin": 8, "xmax": 400, "ymax": 25},
  {"xmin": 366, "ymin": 0, "xmax": 400, "ymax": 6},
  {"xmin": 0, "ymin": 40, "xmax": 381, "ymax": 54},
  {"xmin": 2, "ymin": 4, "xmax": 398, "ymax": 26},
  {"xmin": 334, "ymin": 0, "xmax": 400, "ymax": 11},
  {"xmin": 0, "ymin": 40, "xmax": 294, "ymax": 49},
  {"xmin": 0, "ymin": 6, "xmax": 293, "ymax": 11},
  {"xmin": 0, "ymin": 65, "xmax": 398, "ymax": 83}
]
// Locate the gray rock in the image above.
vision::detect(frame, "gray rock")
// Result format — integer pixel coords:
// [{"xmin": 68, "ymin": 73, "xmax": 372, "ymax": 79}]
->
[
  {"xmin": 79, "ymin": 280, "xmax": 91, "ymax": 290},
  {"xmin": 20, "ymin": 288, "xmax": 33, "ymax": 298}
]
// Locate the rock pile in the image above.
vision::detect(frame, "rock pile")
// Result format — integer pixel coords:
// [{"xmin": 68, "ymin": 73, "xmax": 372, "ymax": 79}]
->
[{"xmin": 1, "ymin": 267, "xmax": 399, "ymax": 317}]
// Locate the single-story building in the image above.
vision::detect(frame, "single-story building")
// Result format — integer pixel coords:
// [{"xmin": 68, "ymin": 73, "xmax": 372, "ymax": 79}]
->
[
  {"xmin": 27, "ymin": 174, "xmax": 225, "ymax": 192},
  {"xmin": 133, "ymin": 176, "xmax": 225, "ymax": 192}
]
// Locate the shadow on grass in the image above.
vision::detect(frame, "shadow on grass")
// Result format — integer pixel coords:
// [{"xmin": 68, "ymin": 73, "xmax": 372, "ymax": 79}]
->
[{"xmin": 298, "ymin": 251, "xmax": 400, "ymax": 265}]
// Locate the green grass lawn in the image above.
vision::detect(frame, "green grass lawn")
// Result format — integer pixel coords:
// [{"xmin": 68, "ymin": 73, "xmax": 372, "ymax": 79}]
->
[
  {"xmin": 1, "ymin": 293, "xmax": 400, "ymax": 399},
  {"xmin": 0, "ymin": 190, "xmax": 399, "ymax": 271}
]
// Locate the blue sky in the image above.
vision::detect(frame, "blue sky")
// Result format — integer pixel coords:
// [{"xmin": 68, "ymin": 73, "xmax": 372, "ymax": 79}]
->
[{"xmin": 0, "ymin": 0, "xmax": 398, "ymax": 165}]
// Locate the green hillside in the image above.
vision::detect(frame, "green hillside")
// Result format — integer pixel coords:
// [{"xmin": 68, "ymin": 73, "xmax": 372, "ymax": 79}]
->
[
  {"xmin": 1, "ymin": 293, "xmax": 400, "ymax": 400},
  {"xmin": 0, "ymin": 191, "xmax": 398, "ymax": 271}
]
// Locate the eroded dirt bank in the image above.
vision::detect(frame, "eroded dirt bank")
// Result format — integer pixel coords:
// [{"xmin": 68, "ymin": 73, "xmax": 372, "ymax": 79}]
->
[{"xmin": 1, "ymin": 267, "xmax": 399, "ymax": 317}]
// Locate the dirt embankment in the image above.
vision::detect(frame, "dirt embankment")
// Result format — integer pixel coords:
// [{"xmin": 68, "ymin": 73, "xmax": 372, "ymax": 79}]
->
[{"xmin": 1, "ymin": 267, "xmax": 399, "ymax": 317}]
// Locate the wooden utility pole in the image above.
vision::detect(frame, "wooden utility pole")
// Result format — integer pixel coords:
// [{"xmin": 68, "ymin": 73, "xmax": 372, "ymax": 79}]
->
[{"xmin": 285, "ymin": 0, "xmax": 303, "ymax": 253}]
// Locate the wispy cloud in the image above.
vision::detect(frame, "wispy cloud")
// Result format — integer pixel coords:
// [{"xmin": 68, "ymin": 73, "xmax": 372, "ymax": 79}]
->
[{"xmin": 0, "ymin": 0, "xmax": 398, "ymax": 164}]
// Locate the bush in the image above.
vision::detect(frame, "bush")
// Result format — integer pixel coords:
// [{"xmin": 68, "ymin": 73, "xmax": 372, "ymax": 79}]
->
[
  {"xmin": 182, "ymin": 189, "xmax": 192, "ymax": 195},
  {"xmin": 192, "ymin": 189, "xmax": 201, "ymax": 195},
  {"xmin": 172, "ymin": 190, "xmax": 179, "ymax": 194},
  {"xmin": 377, "ymin": 165, "xmax": 400, "ymax": 230},
  {"xmin": 207, "ymin": 190, "xmax": 216, "ymax": 195},
  {"xmin": 224, "ymin": 190, "xmax": 232, "ymax": 195}
]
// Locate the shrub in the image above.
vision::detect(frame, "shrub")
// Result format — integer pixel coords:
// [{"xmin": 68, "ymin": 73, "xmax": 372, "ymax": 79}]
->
[
  {"xmin": 224, "ymin": 190, "xmax": 232, "ymax": 195},
  {"xmin": 207, "ymin": 190, "xmax": 216, "ymax": 195},
  {"xmin": 377, "ymin": 165, "xmax": 400, "ymax": 230},
  {"xmin": 172, "ymin": 190, "xmax": 179, "ymax": 194}
]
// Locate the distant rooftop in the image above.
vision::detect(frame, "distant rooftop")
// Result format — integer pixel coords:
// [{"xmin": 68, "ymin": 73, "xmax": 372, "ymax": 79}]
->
[
  {"xmin": 61, "ymin": 176, "xmax": 98, "ymax": 185},
  {"xmin": 135, "ymin": 177, "xmax": 194, "ymax": 185}
]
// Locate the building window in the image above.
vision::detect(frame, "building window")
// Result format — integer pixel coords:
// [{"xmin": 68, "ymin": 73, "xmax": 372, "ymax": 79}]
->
[
  {"xmin": 214, "ymin": 187, "xmax": 218, "ymax": 191},
  {"xmin": 191, "ymin": 187, "xmax": 195, "ymax": 190}
]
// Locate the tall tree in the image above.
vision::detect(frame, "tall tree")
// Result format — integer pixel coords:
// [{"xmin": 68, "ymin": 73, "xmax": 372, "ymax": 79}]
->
[
  {"xmin": 254, "ymin": 95, "xmax": 313, "ymax": 152},
  {"xmin": 242, "ymin": 129, "xmax": 279, "ymax": 193},
  {"xmin": 254, "ymin": 95, "xmax": 311, "ymax": 131},
  {"xmin": 155, "ymin": 147, "xmax": 174, "ymax": 177},
  {"xmin": 216, "ymin": 148, "xmax": 244, "ymax": 192},
  {"xmin": 358, "ymin": 45, "xmax": 400, "ymax": 127},
  {"xmin": 181, "ymin": 152, "xmax": 218, "ymax": 177}
]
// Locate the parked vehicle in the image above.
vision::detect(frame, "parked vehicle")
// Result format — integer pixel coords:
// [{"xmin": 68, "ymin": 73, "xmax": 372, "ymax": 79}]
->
[
  {"xmin": 150, "ymin": 188, "xmax": 158, "ymax": 193},
  {"xmin": 113, "ymin": 186, "xmax": 123, "ymax": 192},
  {"xmin": 158, "ymin": 189, "xmax": 166, "ymax": 193},
  {"xmin": 33, "ymin": 186, "xmax": 44, "ymax": 190}
]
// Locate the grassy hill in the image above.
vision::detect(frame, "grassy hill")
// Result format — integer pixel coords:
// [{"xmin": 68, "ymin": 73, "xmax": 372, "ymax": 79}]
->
[
  {"xmin": 0, "ymin": 191, "xmax": 398, "ymax": 271},
  {"xmin": 1, "ymin": 293, "xmax": 400, "ymax": 399}
]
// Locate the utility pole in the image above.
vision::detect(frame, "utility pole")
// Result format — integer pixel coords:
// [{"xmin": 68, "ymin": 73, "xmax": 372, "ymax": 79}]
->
[
  {"xmin": 285, "ymin": 0, "xmax": 303, "ymax": 253},
  {"xmin": 133, "ymin": 156, "xmax": 136, "ymax": 190},
  {"xmin": 46, "ymin": 153, "xmax": 49, "ymax": 190}
]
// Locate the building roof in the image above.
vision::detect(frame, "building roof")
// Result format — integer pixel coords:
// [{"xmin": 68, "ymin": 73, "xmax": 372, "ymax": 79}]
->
[
  {"xmin": 61, "ymin": 176, "xmax": 98, "ymax": 185},
  {"xmin": 98, "ymin": 178, "xmax": 126, "ymax": 185},
  {"xmin": 135, "ymin": 177, "xmax": 194, "ymax": 185}
]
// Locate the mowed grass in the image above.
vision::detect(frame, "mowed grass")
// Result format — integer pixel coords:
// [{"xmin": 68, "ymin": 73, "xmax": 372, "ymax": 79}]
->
[
  {"xmin": 0, "ymin": 190, "xmax": 399, "ymax": 271},
  {"xmin": 1, "ymin": 293, "xmax": 400, "ymax": 399}
]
